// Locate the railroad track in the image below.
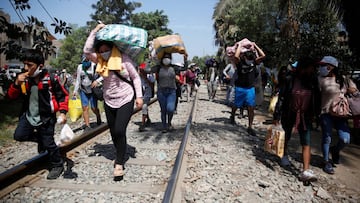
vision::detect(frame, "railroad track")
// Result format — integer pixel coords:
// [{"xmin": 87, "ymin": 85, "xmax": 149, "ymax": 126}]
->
[
  {"xmin": 0, "ymin": 90, "xmax": 197, "ymax": 202},
  {"xmin": 2, "ymin": 83, "xmax": 360, "ymax": 202}
]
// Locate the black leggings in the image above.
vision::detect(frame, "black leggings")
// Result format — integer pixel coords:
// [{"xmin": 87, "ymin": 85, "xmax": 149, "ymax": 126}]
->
[{"xmin": 104, "ymin": 100, "xmax": 134, "ymax": 165}]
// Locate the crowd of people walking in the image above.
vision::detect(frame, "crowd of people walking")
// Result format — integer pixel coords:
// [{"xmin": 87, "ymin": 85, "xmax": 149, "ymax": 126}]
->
[{"xmin": 5, "ymin": 20, "xmax": 359, "ymax": 186}]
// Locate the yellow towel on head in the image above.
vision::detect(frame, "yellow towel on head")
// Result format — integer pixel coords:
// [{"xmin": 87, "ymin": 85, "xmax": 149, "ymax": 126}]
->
[{"xmin": 96, "ymin": 46, "xmax": 123, "ymax": 77}]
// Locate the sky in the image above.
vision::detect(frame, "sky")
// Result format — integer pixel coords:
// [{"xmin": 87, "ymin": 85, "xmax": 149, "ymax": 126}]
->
[{"xmin": 0, "ymin": 0, "xmax": 219, "ymax": 60}]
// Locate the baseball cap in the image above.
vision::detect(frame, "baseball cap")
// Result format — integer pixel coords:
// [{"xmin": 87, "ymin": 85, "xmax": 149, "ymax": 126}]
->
[{"xmin": 319, "ymin": 56, "xmax": 338, "ymax": 67}]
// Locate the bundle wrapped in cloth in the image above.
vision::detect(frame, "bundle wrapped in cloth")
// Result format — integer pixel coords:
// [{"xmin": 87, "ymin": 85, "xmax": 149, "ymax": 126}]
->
[
  {"xmin": 152, "ymin": 34, "xmax": 187, "ymax": 59},
  {"xmin": 95, "ymin": 24, "xmax": 148, "ymax": 60},
  {"xmin": 226, "ymin": 38, "xmax": 256, "ymax": 59}
]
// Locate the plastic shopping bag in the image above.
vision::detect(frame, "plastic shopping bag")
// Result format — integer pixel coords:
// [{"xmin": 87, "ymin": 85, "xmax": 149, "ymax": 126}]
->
[
  {"xmin": 60, "ymin": 124, "xmax": 74, "ymax": 144},
  {"xmin": 68, "ymin": 97, "xmax": 83, "ymax": 122},
  {"xmin": 268, "ymin": 95, "xmax": 278, "ymax": 113},
  {"xmin": 264, "ymin": 125, "xmax": 285, "ymax": 158}
]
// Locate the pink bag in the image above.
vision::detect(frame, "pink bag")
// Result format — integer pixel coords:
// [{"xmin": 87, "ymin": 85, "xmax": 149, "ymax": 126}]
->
[
  {"xmin": 226, "ymin": 38, "xmax": 256, "ymax": 58},
  {"xmin": 330, "ymin": 95, "xmax": 351, "ymax": 117}
]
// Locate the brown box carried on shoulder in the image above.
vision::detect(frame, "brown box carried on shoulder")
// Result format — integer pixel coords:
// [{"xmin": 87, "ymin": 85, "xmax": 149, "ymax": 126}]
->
[
  {"xmin": 264, "ymin": 125, "xmax": 285, "ymax": 158},
  {"xmin": 153, "ymin": 34, "xmax": 187, "ymax": 59}
]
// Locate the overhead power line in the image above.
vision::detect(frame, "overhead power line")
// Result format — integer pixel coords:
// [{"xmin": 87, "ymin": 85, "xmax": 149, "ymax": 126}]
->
[
  {"xmin": 8, "ymin": 0, "xmax": 26, "ymax": 23},
  {"xmin": 37, "ymin": 0, "xmax": 56, "ymax": 24}
]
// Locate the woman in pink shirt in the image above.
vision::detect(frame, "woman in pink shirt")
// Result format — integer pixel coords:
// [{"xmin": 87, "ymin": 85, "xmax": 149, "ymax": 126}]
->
[{"xmin": 83, "ymin": 23, "xmax": 143, "ymax": 181}]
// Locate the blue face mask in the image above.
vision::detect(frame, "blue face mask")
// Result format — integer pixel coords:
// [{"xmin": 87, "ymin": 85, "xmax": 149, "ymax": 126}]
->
[
  {"xmin": 82, "ymin": 61, "xmax": 91, "ymax": 68},
  {"xmin": 319, "ymin": 65, "xmax": 330, "ymax": 77}
]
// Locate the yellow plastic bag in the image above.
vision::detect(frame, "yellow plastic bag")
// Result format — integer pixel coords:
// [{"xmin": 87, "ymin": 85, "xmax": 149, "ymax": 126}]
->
[
  {"xmin": 268, "ymin": 95, "xmax": 278, "ymax": 113},
  {"xmin": 68, "ymin": 97, "xmax": 83, "ymax": 122}
]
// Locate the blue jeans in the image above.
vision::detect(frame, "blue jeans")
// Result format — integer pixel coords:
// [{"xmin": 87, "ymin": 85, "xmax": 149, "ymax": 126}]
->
[
  {"xmin": 320, "ymin": 113, "xmax": 351, "ymax": 162},
  {"xmin": 157, "ymin": 88, "xmax": 176, "ymax": 128}
]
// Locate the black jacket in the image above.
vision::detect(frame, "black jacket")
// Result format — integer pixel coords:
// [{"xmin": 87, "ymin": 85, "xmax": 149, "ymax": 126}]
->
[{"xmin": 273, "ymin": 73, "xmax": 321, "ymax": 128}]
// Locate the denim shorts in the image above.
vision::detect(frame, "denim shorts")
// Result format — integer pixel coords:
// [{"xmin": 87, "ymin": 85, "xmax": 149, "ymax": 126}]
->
[{"xmin": 80, "ymin": 90, "xmax": 98, "ymax": 108}]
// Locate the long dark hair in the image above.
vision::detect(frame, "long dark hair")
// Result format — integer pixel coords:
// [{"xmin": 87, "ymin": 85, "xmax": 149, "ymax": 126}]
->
[
  {"xmin": 295, "ymin": 56, "xmax": 316, "ymax": 89},
  {"xmin": 94, "ymin": 40, "xmax": 113, "ymax": 52}
]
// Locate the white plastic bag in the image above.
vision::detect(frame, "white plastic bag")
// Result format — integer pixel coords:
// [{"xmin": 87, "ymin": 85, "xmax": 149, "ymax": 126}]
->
[{"xmin": 60, "ymin": 124, "xmax": 74, "ymax": 144}]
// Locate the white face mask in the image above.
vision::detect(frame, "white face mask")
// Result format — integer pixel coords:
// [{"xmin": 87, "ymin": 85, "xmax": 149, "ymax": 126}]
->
[
  {"xmin": 100, "ymin": 51, "xmax": 111, "ymax": 61},
  {"xmin": 162, "ymin": 58, "xmax": 171, "ymax": 65},
  {"xmin": 30, "ymin": 66, "xmax": 42, "ymax": 77},
  {"xmin": 319, "ymin": 65, "xmax": 330, "ymax": 77}
]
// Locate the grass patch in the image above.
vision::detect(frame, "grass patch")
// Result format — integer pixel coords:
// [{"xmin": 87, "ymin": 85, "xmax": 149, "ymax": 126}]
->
[{"xmin": 0, "ymin": 97, "xmax": 22, "ymax": 146}]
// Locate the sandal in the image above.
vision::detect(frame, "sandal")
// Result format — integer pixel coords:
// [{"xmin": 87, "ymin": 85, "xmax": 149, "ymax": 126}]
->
[{"xmin": 113, "ymin": 164, "xmax": 124, "ymax": 181}]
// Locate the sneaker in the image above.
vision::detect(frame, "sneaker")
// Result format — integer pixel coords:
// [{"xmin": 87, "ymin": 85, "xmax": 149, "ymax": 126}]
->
[
  {"xmin": 323, "ymin": 162, "xmax": 335, "ymax": 174},
  {"xmin": 280, "ymin": 155, "xmax": 291, "ymax": 166},
  {"xmin": 330, "ymin": 146, "xmax": 340, "ymax": 164},
  {"xmin": 47, "ymin": 166, "xmax": 64, "ymax": 180},
  {"xmin": 247, "ymin": 127, "xmax": 256, "ymax": 136},
  {"xmin": 299, "ymin": 169, "xmax": 317, "ymax": 181}
]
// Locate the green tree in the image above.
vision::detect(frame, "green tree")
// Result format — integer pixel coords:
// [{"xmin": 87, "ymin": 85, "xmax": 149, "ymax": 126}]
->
[
  {"xmin": 130, "ymin": 10, "xmax": 172, "ymax": 42},
  {"xmin": 130, "ymin": 10, "xmax": 173, "ymax": 62},
  {"xmin": 0, "ymin": 0, "xmax": 71, "ymax": 60},
  {"xmin": 212, "ymin": 0, "xmax": 345, "ymax": 70},
  {"xmin": 50, "ymin": 26, "xmax": 88, "ymax": 74},
  {"xmin": 88, "ymin": 0, "xmax": 141, "ymax": 26}
]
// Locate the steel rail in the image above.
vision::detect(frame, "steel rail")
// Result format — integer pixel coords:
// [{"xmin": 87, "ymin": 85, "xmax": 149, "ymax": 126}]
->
[
  {"xmin": 0, "ymin": 98, "xmax": 158, "ymax": 193},
  {"xmin": 162, "ymin": 92, "xmax": 197, "ymax": 203}
]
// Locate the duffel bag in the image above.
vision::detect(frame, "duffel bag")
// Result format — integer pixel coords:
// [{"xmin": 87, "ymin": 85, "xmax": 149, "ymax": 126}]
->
[
  {"xmin": 96, "ymin": 24, "xmax": 148, "ymax": 60},
  {"xmin": 153, "ymin": 34, "xmax": 187, "ymax": 59}
]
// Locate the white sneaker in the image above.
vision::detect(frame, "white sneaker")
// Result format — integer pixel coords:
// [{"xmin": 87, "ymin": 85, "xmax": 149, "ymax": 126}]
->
[
  {"xmin": 299, "ymin": 169, "xmax": 317, "ymax": 181},
  {"xmin": 280, "ymin": 155, "xmax": 291, "ymax": 166}
]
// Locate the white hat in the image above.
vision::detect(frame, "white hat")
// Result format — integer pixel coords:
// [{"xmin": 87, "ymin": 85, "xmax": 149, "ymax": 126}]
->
[
  {"xmin": 188, "ymin": 63, "xmax": 196, "ymax": 68},
  {"xmin": 319, "ymin": 56, "xmax": 338, "ymax": 67}
]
